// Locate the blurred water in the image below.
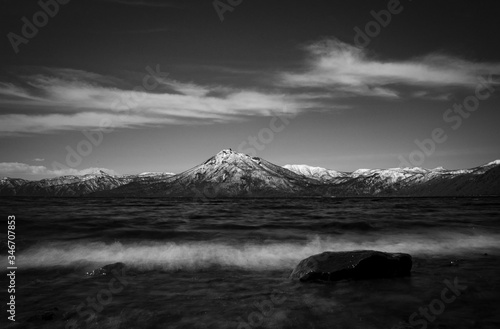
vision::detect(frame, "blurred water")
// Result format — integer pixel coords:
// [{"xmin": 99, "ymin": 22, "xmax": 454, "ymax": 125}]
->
[{"xmin": 1, "ymin": 197, "xmax": 500, "ymax": 328}]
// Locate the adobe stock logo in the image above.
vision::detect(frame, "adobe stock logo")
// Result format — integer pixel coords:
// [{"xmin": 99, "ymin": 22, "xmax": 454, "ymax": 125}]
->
[
  {"xmin": 213, "ymin": 0, "xmax": 243, "ymax": 22},
  {"xmin": 408, "ymin": 277, "xmax": 467, "ymax": 329},
  {"xmin": 65, "ymin": 266, "xmax": 129, "ymax": 329},
  {"xmin": 236, "ymin": 290, "xmax": 287, "ymax": 329},
  {"xmin": 398, "ymin": 74, "xmax": 496, "ymax": 168},
  {"xmin": 236, "ymin": 107, "xmax": 297, "ymax": 157},
  {"xmin": 7, "ymin": 0, "xmax": 71, "ymax": 54},
  {"xmin": 353, "ymin": 0, "xmax": 411, "ymax": 49},
  {"xmin": 50, "ymin": 65, "xmax": 169, "ymax": 174}
]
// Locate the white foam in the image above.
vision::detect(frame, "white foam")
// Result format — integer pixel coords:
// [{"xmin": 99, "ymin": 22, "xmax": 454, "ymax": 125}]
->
[{"xmin": 8, "ymin": 233, "xmax": 500, "ymax": 271}]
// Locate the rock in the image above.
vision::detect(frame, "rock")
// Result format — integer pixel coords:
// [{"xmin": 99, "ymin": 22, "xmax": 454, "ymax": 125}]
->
[{"xmin": 290, "ymin": 250, "xmax": 412, "ymax": 282}]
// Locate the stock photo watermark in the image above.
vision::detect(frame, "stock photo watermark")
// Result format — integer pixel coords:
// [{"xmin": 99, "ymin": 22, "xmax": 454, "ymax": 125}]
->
[
  {"xmin": 398, "ymin": 74, "xmax": 497, "ymax": 167},
  {"xmin": 354, "ymin": 0, "xmax": 411, "ymax": 48},
  {"xmin": 187, "ymin": 106, "xmax": 296, "ymax": 204},
  {"xmin": 407, "ymin": 277, "xmax": 467, "ymax": 329},
  {"xmin": 6, "ymin": 215, "xmax": 17, "ymax": 322},
  {"xmin": 7, "ymin": 0, "xmax": 71, "ymax": 54},
  {"xmin": 236, "ymin": 108, "xmax": 297, "ymax": 157},
  {"xmin": 213, "ymin": 0, "xmax": 243, "ymax": 22},
  {"xmin": 236, "ymin": 290, "xmax": 287, "ymax": 329},
  {"xmin": 65, "ymin": 264, "xmax": 129, "ymax": 329},
  {"xmin": 50, "ymin": 65, "xmax": 169, "ymax": 173}
]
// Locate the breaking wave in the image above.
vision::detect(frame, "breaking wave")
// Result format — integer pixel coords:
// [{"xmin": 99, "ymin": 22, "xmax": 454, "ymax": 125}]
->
[{"xmin": 7, "ymin": 232, "xmax": 500, "ymax": 270}]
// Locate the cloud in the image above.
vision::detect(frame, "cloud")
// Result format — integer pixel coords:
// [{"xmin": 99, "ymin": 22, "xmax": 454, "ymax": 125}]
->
[
  {"xmin": 33, "ymin": 158, "xmax": 45, "ymax": 162},
  {"xmin": 0, "ymin": 163, "xmax": 118, "ymax": 177},
  {"xmin": 2, "ymin": 40, "xmax": 499, "ymax": 135},
  {"xmin": 411, "ymin": 91, "xmax": 452, "ymax": 101},
  {"xmin": 281, "ymin": 39, "xmax": 500, "ymax": 97},
  {"xmin": 0, "ymin": 68, "xmax": 299, "ymax": 134},
  {"xmin": 0, "ymin": 112, "xmax": 180, "ymax": 135}
]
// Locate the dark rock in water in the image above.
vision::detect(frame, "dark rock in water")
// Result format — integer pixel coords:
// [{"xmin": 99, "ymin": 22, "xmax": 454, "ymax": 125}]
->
[
  {"xmin": 290, "ymin": 250, "xmax": 412, "ymax": 282},
  {"xmin": 86, "ymin": 262, "xmax": 126, "ymax": 277}
]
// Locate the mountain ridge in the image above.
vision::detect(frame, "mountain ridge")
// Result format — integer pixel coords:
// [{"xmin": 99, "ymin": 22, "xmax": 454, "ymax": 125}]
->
[{"xmin": 1, "ymin": 149, "xmax": 499, "ymax": 197}]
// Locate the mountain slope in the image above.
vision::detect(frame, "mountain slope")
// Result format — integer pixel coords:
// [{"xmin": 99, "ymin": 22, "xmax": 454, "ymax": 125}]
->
[
  {"xmin": 398, "ymin": 162, "xmax": 500, "ymax": 196},
  {"xmin": 1, "ymin": 151, "xmax": 499, "ymax": 197},
  {"xmin": 101, "ymin": 149, "xmax": 321, "ymax": 197},
  {"xmin": 285, "ymin": 162, "xmax": 500, "ymax": 196},
  {"xmin": 283, "ymin": 164, "xmax": 347, "ymax": 181},
  {"xmin": 0, "ymin": 171, "xmax": 174, "ymax": 197}
]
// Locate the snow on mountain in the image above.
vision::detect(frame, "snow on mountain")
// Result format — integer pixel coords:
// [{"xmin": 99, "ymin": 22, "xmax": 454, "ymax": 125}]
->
[
  {"xmin": 184, "ymin": 149, "xmax": 312, "ymax": 188},
  {"xmin": 0, "ymin": 168, "xmax": 174, "ymax": 196},
  {"xmin": 103, "ymin": 149, "xmax": 321, "ymax": 197},
  {"xmin": 78, "ymin": 168, "xmax": 118, "ymax": 176},
  {"xmin": 350, "ymin": 168, "xmax": 431, "ymax": 184},
  {"xmin": 285, "ymin": 164, "xmax": 432, "ymax": 184},
  {"xmin": 483, "ymin": 160, "xmax": 500, "ymax": 167},
  {"xmin": 169, "ymin": 148, "xmax": 321, "ymax": 196},
  {"xmin": 138, "ymin": 172, "xmax": 175, "ymax": 177},
  {"xmin": 283, "ymin": 164, "xmax": 345, "ymax": 181},
  {"xmin": 282, "ymin": 159, "xmax": 500, "ymax": 196},
  {"xmin": 1, "ymin": 150, "xmax": 499, "ymax": 197}
]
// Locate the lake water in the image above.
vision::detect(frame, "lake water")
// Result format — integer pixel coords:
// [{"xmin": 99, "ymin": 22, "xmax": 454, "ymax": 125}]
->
[{"xmin": 1, "ymin": 197, "xmax": 500, "ymax": 329}]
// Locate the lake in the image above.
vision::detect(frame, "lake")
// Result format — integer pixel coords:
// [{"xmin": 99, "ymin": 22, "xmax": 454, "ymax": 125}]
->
[{"xmin": 1, "ymin": 197, "xmax": 500, "ymax": 329}]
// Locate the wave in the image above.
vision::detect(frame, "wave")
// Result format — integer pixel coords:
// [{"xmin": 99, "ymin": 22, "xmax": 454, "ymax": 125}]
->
[{"xmin": 5, "ymin": 232, "xmax": 500, "ymax": 270}]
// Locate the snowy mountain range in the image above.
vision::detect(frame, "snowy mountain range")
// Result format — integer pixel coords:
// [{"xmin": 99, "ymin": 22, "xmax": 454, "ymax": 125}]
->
[
  {"xmin": 0, "ymin": 170, "xmax": 174, "ymax": 197},
  {"xmin": 1, "ymin": 149, "xmax": 499, "ymax": 197}
]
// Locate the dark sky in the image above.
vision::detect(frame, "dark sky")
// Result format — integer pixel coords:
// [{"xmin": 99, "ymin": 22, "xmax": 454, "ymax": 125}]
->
[{"xmin": 1, "ymin": 0, "xmax": 499, "ymax": 178}]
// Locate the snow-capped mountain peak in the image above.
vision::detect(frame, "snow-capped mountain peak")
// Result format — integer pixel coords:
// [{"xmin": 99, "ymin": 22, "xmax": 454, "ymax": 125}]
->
[
  {"xmin": 211, "ymin": 149, "xmax": 250, "ymax": 164},
  {"xmin": 484, "ymin": 160, "xmax": 500, "ymax": 167},
  {"xmin": 129, "ymin": 149, "xmax": 318, "ymax": 197},
  {"xmin": 215, "ymin": 148, "xmax": 236, "ymax": 157},
  {"xmin": 78, "ymin": 168, "xmax": 115, "ymax": 177}
]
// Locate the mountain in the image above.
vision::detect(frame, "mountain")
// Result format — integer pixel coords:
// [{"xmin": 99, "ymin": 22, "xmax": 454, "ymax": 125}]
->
[
  {"xmin": 283, "ymin": 164, "xmax": 347, "ymax": 181},
  {"xmin": 99, "ymin": 149, "xmax": 321, "ymax": 197},
  {"xmin": 1, "ymin": 150, "xmax": 499, "ymax": 197},
  {"xmin": 284, "ymin": 162, "xmax": 500, "ymax": 196},
  {"xmin": 0, "ymin": 171, "xmax": 174, "ymax": 197},
  {"xmin": 394, "ymin": 162, "xmax": 500, "ymax": 196},
  {"xmin": 136, "ymin": 172, "xmax": 176, "ymax": 178}
]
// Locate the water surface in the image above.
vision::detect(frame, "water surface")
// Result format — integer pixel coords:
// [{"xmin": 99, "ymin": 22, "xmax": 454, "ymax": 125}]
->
[{"xmin": 1, "ymin": 197, "xmax": 499, "ymax": 328}]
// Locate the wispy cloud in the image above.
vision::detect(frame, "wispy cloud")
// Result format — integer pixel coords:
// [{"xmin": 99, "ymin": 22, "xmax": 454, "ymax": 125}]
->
[
  {"xmin": 411, "ymin": 91, "xmax": 452, "ymax": 101},
  {"xmin": 33, "ymin": 158, "xmax": 45, "ymax": 162},
  {"xmin": 2, "ymin": 40, "xmax": 499, "ymax": 135},
  {"xmin": 281, "ymin": 38, "xmax": 500, "ymax": 98},
  {"xmin": 0, "ymin": 68, "xmax": 299, "ymax": 134},
  {"xmin": 0, "ymin": 162, "xmax": 118, "ymax": 177}
]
